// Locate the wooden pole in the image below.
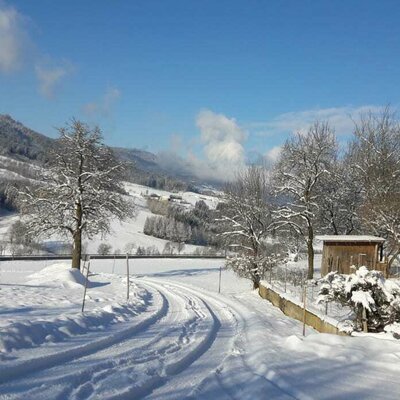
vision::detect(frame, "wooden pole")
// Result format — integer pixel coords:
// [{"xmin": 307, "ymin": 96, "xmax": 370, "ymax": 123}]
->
[
  {"xmin": 302, "ymin": 284, "xmax": 307, "ymax": 336},
  {"xmin": 362, "ymin": 307, "xmax": 368, "ymax": 332},
  {"xmin": 126, "ymin": 253, "xmax": 130, "ymax": 301},
  {"xmin": 112, "ymin": 254, "xmax": 116, "ymax": 274},
  {"xmin": 218, "ymin": 265, "xmax": 222, "ymax": 293},
  {"xmin": 81, "ymin": 256, "xmax": 87, "ymax": 276},
  {"xmin": 284, "ymin": 265, "xmax": 287, "ymax": 293},
  {"xmin": 81, "ymin": 256, "xmax": 91, "ymax": 313}
]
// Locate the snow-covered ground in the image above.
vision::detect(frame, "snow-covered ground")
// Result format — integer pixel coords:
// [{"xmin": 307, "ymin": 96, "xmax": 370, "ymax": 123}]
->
[{"xmin": 1, "ymin": 258, "xmax": 400, "ymax": 399}]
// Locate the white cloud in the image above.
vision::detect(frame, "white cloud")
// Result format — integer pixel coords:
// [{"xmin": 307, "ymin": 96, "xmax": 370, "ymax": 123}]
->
[
  {"xmin": 83, "ymin": 87, "xmax": 121, "ymax": 117},
  {"xmin": 253, "ymin": 105, "xmax": 386, "ymax": 137},
  {"xmin": 158, "ymin": 110, "xmax": 248, "ymax": 183},
  {"xmin": 0, "ymin": 2, "xmax": 29, "ymax": 72},
  {"xmin": 0, "ymin": 2, "xmax": 73, "ymax": 99},
  {"xmin": 195, "ymin": 110, "xmax": 247, "ymax": 180},
  {"xmin": 197, "ymin": 109, "xmax": 246, "ymax": 162},
  {"xmin": 35, "ymin": 62, "xmax": 73, "ymax": 98},
  {"xmin": 265, "ymin": 145, "xmax": 282, "ymax": 164}
]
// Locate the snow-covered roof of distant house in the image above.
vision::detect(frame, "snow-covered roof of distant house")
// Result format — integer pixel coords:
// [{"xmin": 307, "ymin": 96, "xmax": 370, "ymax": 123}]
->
[{"xmin": 316, "ymin": 235, "xmax": 385, "ymax": 243}]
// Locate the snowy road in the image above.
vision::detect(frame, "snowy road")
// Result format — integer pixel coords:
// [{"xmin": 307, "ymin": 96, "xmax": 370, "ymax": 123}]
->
[
  {"xmin": 1, "ymin": 261, "xmax": 400, "ymax": 399},
  {"xmin": 0, "ymin": 278, "xmax": 302, "ymax": 399}
]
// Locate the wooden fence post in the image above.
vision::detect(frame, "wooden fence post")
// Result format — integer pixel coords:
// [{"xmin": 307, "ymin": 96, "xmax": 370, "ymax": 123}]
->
[
  {"xmin": 362, "ymin": 307, "xmax": 368, "ymax": 333},
  {"xmin": 284, "ymin": 265, "xmax": 287, "ymax": 293},
  {"xmin": 112, "ymin": 254, "xmax": 116, "ymax": 274},
  {"xmin": 126, "ymin": 253, "xmax": 130, "ymax": 301},
  {"xmin": 218, "ymin": 265, "xmax": 222, "ymax": 293},
  {"xmin": 81, "ymin": 256, "xmax": 91, "ymax": 313},
  {"xmin": 302, "ymin": 284, "xmax": 307, "ymax": 337}
]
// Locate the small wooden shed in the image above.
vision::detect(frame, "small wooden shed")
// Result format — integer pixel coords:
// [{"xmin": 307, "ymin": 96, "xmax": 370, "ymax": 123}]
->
[{"xmin": 318, "ymin": 235, "xmax": 387, "ymax": 277}]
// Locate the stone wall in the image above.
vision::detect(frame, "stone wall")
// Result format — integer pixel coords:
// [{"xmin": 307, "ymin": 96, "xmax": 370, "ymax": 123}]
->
[{"xmin": 258, "ymin": 283, "xmax": 348, "ymax": 336}]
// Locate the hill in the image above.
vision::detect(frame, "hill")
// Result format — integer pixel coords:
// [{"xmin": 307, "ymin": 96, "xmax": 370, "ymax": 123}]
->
[
  {"xmin": 0, "ymin": 115, "xmax": 202, "ymax": 205},
  {"xmin": 0, "ymin": 114, "xmax": 160, "ymax": 169},
  {"xmin": 0, "ymin": 115, "xmax": 54, "ymax": 162}
]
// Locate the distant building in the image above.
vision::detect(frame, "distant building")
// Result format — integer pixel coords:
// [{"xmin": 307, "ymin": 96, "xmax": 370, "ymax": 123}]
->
[
  {"xmin": 169, "ymin": 194, "xmax": 183, "ymax": 202},
  {"xmin": 318, "ymin": 235, "xmax": 387, "ymax": 277}
]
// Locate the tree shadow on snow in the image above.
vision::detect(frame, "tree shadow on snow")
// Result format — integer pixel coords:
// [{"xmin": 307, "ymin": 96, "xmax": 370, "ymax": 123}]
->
[{"xmin": 135, "ymin": 267, "xmax": 220, "ymax": 279}]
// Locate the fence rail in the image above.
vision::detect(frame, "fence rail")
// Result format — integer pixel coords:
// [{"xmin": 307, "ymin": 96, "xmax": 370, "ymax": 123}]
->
[{"xmin": 0, "ymin": 254, "xmax": 226, "ymax": 261}]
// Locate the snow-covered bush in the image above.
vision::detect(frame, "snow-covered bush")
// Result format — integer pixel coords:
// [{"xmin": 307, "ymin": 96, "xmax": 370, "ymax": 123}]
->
[
  {"xmin": 317, "ymin": 266, "xmax": 400, "ymax": 333},
  {"xmin": 226, "ymin": 251, "xmax": 286, "ymax": 288}
]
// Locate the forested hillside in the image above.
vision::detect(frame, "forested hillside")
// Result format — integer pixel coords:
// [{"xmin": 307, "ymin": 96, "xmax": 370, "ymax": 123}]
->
[
  {"xmin": 0, "ymin": 115, "xmax": 54, "ymax": 162},
  {"xmin": 0, "ymin": 115, "xmax": 200, "ymax": 212}
]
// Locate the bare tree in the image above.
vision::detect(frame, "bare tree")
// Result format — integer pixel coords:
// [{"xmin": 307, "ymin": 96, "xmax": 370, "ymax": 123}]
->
[
  {"xmin": 13, "ymin": 120, "xmax": 135, "ymax": 269},
  {"xmin": 98, "ymin": 242, "xmax": 112, "ymax": 255},
  {"xmin": 273, "ymin": 121, "xmax": 337, "ymax": 279},
  {"xmin": 349, "ymin": 108, "xmax": 400, "ymax": 269},
  {"xmin": 318, "ymin": 158, "xmax": 362, "ymax": 235},
  {"xmin": 7, "ymin": 220, "xmax": 36, "ymax": 255},
  {"xmin": 218, "ymin": 165, "xmax": 274, "ymax": 289}
]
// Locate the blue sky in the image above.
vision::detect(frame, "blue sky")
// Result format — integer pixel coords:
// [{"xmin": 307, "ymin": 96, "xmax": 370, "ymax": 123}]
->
[{"xmin": 1, "ymin": 0, "xmax": 400, "ymax": 179}]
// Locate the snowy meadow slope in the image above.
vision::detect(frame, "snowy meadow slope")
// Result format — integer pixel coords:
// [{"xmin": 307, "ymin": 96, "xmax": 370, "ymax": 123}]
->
[{"xmin": 0, "ymin": 180, "xmax": 221, "ymax": 255}]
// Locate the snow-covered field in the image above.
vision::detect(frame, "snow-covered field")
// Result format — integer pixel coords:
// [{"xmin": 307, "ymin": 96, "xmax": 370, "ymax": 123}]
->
[
  {"xmin": 1, "ymin": 182, "xmax": 400, "ymax": 399},
  {"xmin": 1, "ymin": 258, "xmax": 400, "ymax": 399},
  {"xmin": 0, "ymin": 181, "xmax": 219, "ymax": 255}
]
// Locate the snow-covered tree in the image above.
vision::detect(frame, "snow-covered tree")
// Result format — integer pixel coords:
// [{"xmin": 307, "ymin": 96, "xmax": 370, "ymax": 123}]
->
[
  {"xmin": 98, "ymin": 242, "xmax": 112, "ymax": 255},
  {"xmin": 218, "ymin": 166, "xmax": 275, "ymax": 288},
  {"xmin": 317, "ymin": 158, "xmax": 362, "ymax": 235},
  {"xmin": 317, "ymin": 266, "xmax": 400, "ymax": 333},
  {"xmin": 13, "ymin": 120, "xmax": 134, "ymax": 269},
  {"xmin": 349, "ymin": 108, "xmax": 400, "ymax": 269},
  {"xmin": 273, "ymin": 122, "xmax": 337, "ymax": 279},
  {"xmin": 7, "ymin": 220, "xmax": 40, "ymax": 255}
]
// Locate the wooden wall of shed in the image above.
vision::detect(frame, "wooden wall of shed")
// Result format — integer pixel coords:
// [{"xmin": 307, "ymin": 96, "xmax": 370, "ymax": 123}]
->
[{"xmin": 321, "ymin": 243, "xmax": 379, "ymax": 276}]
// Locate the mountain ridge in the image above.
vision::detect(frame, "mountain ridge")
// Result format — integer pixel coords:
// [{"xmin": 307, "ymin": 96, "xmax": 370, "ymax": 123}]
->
[{"xmin": 0, "ymin": 115, "xmax": 203, "ymax": 203}]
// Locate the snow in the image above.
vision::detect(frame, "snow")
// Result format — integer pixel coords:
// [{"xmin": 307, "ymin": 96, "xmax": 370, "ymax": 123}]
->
[
  {"xmin": 124, "ymin": 182, "xmax": 220, "ymax": 210},
  {"xmin": 316, "ymin": 235, "xmax": 385, "ymax": 243},
  {"xmin": 1, "ymin": 258, "xmax": 400, "ymax": 399},
  {"xmin": 351, "ymin": 290, "xmax": 375, "ymax": 311},
  {"xmin": 27, "ymin": 263, "xmax": 87, "ymax": 288}
]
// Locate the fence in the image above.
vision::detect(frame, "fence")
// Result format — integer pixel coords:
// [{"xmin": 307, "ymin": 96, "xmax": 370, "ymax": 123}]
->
[
  {"xmin": 262, "ymin": 264, "xmax": 352, "ymax": 324},
  {"xmin": 0, "ymin": 253, "xmax": 226, "ymax": 261},
  {"xmin": 258, "ymin": 282, "xmax": 349, "ymax": 335}
]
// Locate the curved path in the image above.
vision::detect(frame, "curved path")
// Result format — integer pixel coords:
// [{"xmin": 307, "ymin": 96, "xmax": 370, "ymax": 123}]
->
[{"xmin": 1, "ymin": 278, "xmax": 400, "ymax": 400}]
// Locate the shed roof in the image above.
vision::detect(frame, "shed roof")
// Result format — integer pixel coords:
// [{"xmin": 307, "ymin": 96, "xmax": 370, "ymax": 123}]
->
[{"xmin": 316, "ymin": 235, "xmax": 385, "ymax": 243}]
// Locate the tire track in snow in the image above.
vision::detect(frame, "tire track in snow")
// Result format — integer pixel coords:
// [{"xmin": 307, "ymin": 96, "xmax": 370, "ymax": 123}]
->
[
  {"xmin": 83, "ymin": 280, "xmax": 222, "ymax": 400},
  {"xmin": 0, "ymin": 278, "xmax": 311, "ymax": 400},
  {"xmin": 0, "ymin": 287, "xmax": 167, "ymax": 387},
  {"xmin": 145, "ymin": 280, "xmax": 308, "ymax": 400},
  {"xmin": 0, "ymin": 280, "xmax": 220, "ymax": 400}
]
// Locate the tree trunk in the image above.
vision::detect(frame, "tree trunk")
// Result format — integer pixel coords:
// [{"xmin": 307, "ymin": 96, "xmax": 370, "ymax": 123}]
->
[
  {"xmin": 72, "ymin": 202, "xmax": 83, "ymax": 270},
  {"xmin": 307, "ymin": 225, "xmax": 314, "ymax": 279},
  {"xmin": 72, "ymin": 229, "xmax": 82, "ymax": 269},
  {"xmin": 252, "ymin": 247, "xmax": 260, "ymax": 289},
  {"xmin": 388, "ymin": 247, "xmax": 400, "ymax": 269}
]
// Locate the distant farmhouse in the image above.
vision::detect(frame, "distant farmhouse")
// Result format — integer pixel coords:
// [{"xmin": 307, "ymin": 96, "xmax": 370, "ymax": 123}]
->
[{"xmin": 318, "ymin": 235, "xmax": 388, "ymax": 277}]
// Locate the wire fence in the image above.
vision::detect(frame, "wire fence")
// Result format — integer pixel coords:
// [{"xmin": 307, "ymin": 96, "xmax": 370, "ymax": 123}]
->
[{"xmin": 264, "ymin": 264, "xmax": 352, "ymax": 322}]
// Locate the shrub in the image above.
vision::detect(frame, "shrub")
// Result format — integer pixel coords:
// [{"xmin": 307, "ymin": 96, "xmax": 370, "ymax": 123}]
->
[{"xmin": 317, "ymin": 266, "xmax": 400, "ymax": 334}]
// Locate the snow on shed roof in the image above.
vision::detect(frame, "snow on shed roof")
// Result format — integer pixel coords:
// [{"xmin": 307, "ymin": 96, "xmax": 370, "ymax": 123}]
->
[{"xmin": 316, "ymin": 235, "xmax": 385, "ymax": 243}]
